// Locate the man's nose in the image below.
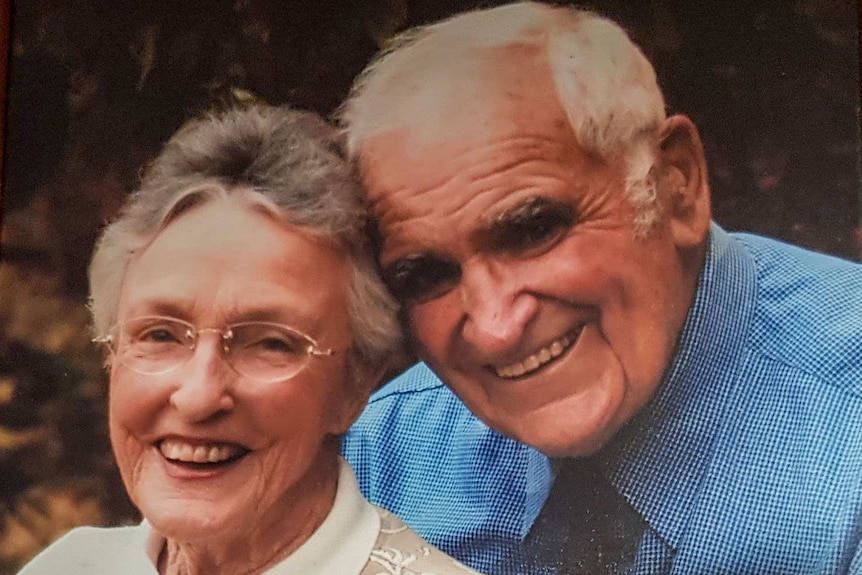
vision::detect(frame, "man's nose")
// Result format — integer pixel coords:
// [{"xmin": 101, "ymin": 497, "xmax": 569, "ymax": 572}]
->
[
  {"xmin": 168, "ymin": 338, "xmax": 235, "ymax": 422},
  {"xmin": 458, "ymin": 259, "xmax": 537, "ymax": 355}
]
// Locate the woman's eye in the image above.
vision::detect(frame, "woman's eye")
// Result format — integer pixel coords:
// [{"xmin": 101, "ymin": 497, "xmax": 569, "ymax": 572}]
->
[
  {"xmin": 236, "ymin": 326, "xmax": 307, "ymax": 356},
  {"xmin": 383, "ymin": 253, "xmax": 461, "ymax": 305},
  {"xmin": 255, "ymin": 336, "xmax": 301, "ymax": 354},
  {"xmin": 138, "ymin": 327, "xmax": 182, "ymax": 344}
]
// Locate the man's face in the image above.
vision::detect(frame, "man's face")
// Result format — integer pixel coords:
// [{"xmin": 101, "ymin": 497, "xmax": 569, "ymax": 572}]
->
[{"xmin": 359, "ymin": 61, "xmax": 702, "ymax": 457}]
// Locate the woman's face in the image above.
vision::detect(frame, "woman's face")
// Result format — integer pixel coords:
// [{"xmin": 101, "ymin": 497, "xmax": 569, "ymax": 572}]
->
[{"xmin": 109, "ymin": 198, "xmax": 364, "ymax": 545}]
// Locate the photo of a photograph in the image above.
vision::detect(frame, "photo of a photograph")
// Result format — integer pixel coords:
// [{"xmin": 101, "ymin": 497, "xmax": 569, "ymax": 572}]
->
[{"xmin": 1, "ymin": 1, "xmax": 859, "ymax": 574}]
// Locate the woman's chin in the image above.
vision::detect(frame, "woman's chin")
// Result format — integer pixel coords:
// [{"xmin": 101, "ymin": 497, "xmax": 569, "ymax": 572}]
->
[
  {"xmin": 132, "ymin": 477, "xmax": 252, "ymax": 545},
  {"xmin": 145, "ymin": 502, "xmax": 241, "ymax": 544}
]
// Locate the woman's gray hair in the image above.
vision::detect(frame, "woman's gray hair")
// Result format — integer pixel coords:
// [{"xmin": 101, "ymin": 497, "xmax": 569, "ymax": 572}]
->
[
  {"xmin": 337, "ymin": 1, "xmax": 666, "ymax": 235},
  {"xmin": 89, "ymin": 103, "xmax": 403, "ymax": 389}
]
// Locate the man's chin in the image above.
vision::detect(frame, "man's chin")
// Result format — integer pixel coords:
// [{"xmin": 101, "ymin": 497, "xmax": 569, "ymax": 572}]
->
[
  {"xmin": 472, "ymin": 383, "xmax": 627, "ymax": 458},
  {"xmin": 528, "ymin": 426, "xmax": 618, "ymax": 458},
  {"xmin": 502, "ymin": 415, "xmax": 619, "ymax": 458}
]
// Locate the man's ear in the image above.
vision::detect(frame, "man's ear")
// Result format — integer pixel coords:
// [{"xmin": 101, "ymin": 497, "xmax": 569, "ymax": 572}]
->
[{"xmin": 658, "ymin": 115, "xmax": 711, "ymax": 249}]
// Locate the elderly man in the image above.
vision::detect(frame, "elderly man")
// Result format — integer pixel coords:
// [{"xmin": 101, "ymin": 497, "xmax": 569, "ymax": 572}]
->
[{"xmin": 340, "ymin": 2, "xmax": 862, "ymax": 574}]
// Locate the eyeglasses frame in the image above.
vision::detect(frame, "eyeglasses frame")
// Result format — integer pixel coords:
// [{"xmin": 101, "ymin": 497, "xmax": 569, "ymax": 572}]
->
[{"xmin": 92, "ymin": 315, "xmax": 336, "ymax": 381}]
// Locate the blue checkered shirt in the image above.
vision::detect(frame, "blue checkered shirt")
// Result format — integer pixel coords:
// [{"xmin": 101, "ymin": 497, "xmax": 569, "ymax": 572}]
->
[{"xmin": 343, "ymin": 224, "xmax": 862, "ymax": 574}]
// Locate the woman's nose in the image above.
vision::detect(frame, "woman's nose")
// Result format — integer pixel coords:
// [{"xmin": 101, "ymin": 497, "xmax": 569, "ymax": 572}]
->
[
  {"xmin": 168, "ymin": 339, "xmax": 235, "ymax": 422},
  {"xmin": 458, "ymin": 259, "xmax": 537, "ymax": 355}
]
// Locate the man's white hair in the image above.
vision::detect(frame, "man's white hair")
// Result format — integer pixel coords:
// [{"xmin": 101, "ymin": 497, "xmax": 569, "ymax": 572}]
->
[{"xmin": 338, "ymin": 1, "xmax": 667, "ymax": 232}]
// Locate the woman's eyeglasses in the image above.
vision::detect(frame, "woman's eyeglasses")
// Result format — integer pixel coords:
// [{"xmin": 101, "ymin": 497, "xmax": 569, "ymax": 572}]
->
[{"xmin": 93, "ymin": 316, "xmax": 335, "ymax": 383}]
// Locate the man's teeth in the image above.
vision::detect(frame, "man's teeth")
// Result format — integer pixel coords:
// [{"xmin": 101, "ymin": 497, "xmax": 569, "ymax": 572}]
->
[
  {"xmin": 494, "ymin": 331, "xmax": 577, "ymax": 379},
  {"xmin": 159, "ymin": 439, "xmax": 243, "ymax": 463}
]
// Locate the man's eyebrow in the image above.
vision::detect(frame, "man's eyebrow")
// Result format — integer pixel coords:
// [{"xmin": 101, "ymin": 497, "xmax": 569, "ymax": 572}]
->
[
  {"xmin": 472, "ymin": 196, "xmax": 574, "ymax": 247},
  {"xmin": 491, "ymin": 196, "xmax": 572, "ymax": 225}
]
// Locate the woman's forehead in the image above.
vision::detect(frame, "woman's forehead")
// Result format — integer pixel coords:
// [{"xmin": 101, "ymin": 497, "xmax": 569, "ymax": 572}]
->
[{"xmin": 117, "ymin": 201, "xmax": 350, "ymax": 330}]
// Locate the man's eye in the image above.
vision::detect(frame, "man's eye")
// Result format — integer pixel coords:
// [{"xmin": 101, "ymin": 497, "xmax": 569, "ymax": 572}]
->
[
  {"xmin": 492, "ymin": 198, "xmax": 574, "ymax": 254},
  {"xmin": 383, "ymin": 254, "xmax": 461, "ymax": 305}
]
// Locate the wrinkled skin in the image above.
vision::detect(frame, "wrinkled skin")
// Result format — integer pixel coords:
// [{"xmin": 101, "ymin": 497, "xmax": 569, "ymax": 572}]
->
[
  {"xmin": 358, "ymin": 52, "xmax": 710, "ymax": 457},
  {"xmin": 110, "ymin": 198, "xmax": 367, "ymax": 574}
]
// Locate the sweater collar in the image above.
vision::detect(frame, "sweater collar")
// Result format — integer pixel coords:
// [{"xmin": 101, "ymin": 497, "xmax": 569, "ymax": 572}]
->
[{"xmin": 144, "ymin": 458, "xmax": 380, "ymax": 574}]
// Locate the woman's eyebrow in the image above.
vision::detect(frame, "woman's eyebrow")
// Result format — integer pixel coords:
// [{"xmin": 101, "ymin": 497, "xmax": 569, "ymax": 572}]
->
[
  {"xmin": 228, "ymin": 306, "xmax": 313, "ymax": 327},
  {"xmin": 123, "ymin": 300, "xmax": 316, "ymax": 331},
  {"xmin": 121, "ymin": 298, "xmax": 190, "ymax": 320}
]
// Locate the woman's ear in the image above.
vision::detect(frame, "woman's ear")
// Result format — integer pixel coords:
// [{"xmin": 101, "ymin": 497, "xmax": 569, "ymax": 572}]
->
[{"xmin": 658, "ymin": 115, "xmax": 711, "ymax": 249}]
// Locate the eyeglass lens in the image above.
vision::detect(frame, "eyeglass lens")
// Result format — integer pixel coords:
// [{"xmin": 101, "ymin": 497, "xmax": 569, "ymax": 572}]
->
[{"xmin": 115, "ymin": 317, "xmax": 317, "ymax": 381}]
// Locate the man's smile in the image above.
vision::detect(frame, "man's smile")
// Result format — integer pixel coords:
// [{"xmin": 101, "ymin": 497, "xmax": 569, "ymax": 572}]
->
[{"xmin": 492, "ymin": 327, "xmax": 583, "ymax": 379}]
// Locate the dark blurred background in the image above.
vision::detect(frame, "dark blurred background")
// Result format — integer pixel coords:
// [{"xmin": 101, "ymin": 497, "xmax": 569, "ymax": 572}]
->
[{"xmin": 0, "ymin": 0, "xmax": 859, "ymax": 572}]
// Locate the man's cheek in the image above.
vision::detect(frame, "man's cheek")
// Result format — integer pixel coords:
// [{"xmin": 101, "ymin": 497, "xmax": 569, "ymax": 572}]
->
[{"xmin": 410, "ymin": 302, "xmax": 454, "ymax": 345}]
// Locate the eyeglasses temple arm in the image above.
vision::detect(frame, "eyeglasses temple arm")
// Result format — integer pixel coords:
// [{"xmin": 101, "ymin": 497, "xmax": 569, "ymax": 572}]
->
[{"xmin": 309, "ymin": 348, "xmax": 335, "ymax": 357}]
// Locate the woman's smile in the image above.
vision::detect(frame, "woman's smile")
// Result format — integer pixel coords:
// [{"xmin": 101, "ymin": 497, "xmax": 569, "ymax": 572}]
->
[{"xmin": 158, "ymin": 438, "xmax": 250, "ymax": 464}]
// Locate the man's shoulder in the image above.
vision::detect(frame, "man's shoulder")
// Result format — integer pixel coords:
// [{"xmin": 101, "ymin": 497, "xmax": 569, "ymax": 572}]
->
[
  {"xmin": 348, "ymin": 363, "xmax": 473, "ymax": 438},
  {"xmin": 732, "ymin": 231, "xmax": 862, "ymax": 286},
  {"xmin": 729, "ymin": 232, "xmax": 862, "ymax": 393},
  {"xmin": 663, "ymin": 233, "xmax": 862, "ymax": 572},
  {"xmin": 368, "ymin": 362, "xmax": 451, "ymax": 401},
  {"xmin": 730, "ymin": 232, "xmax": 862, "ymax": 307},
  {"xmin": 345, "ymin": 362, "xmax": 546, "ymax": 484},
  {"xmin": 343, "ymin": 363, "xmax": 552, "ymax": 571}
]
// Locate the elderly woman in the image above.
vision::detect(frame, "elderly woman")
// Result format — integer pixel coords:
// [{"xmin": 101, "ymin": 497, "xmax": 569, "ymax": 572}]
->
[{"xmin": 19, "ymin": 104, "xmax": 481, "ymax": 575}]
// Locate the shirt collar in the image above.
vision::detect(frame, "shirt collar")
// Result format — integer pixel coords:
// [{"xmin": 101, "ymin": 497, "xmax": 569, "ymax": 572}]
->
[
  {"xmin": 144, "ymin": 458, "xmax": 380, "ymax": 574},
  {"xmin": 600, "ymin": 223, "xmax": 759, "ymax": 549}
]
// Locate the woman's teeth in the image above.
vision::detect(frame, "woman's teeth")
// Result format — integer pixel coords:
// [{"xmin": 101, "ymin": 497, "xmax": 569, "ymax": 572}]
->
[
  {"xmin": 159, "ymin": 439, "xmax": 245, "ymax": 463},
  {"xmin": 494, "ymin": 330, "xmax": 579, "ymax": 379}
]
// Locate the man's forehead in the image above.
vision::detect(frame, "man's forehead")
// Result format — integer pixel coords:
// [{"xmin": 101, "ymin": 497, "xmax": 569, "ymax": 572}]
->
[
  {"xmin": 358, "ymin": 55, "xmax": 565, "ymax": 183},
  {"xmin": 361, "ymin": 45, "xmax": 556, "ymax": 144},
  {"xmin": 359, "ymin": 125, "xmax": 477, "ymax": 198},
  {"xmin": 358, "ymin": 130, "xmax": 471, "ymax": 243},
  {"xmin": 360, "ymin": 129, "xmax": 595, "ymax": 262}
]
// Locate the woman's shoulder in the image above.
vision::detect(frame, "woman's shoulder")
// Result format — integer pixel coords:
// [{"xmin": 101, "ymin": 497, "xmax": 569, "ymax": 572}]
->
[
  {"xmin": 17, "ymin": 524, "xmax": 153, "ymax": 574},
  {"xmin": 362, "ymin": 506, "xmax": 485, "ymax": 575}
]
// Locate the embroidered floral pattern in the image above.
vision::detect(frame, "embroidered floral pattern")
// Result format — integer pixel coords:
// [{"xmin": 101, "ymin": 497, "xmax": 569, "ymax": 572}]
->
[{"xmin": 361, "ymin": 506, "xmax": 483, "ymax": 575}]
